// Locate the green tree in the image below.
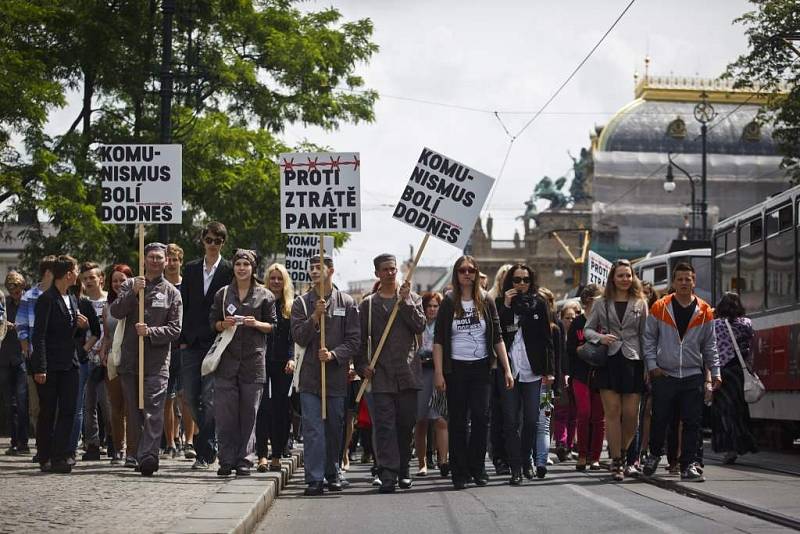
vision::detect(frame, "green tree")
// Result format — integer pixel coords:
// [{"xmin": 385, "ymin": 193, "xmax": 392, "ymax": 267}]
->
[
  {"xmin": 725, "ymin": 0, "xmax": 800, "ymax": 184},
  {"xmin": 0, "ymin": 0, "xmax": 378, "ymax": 275}
]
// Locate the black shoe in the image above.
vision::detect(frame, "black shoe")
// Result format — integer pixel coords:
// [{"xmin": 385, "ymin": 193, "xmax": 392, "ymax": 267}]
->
[
  {"xmin": 124, "ymin": 456, "xmax": 138, "ymax": 469},
  {"xmin": 82, "ymin": 445, "xmax": 101, "ymax": 461},
  {"xmin": 235, "ymin": 466, "xmax": 251, "ymax": 476},
  {"xmin": 536, "ymin": 466, "xmax": 547, "ymax": 479},
  {"xmin": 5, "ymin": 446, "xmax": 17, "ymax": 456},
  {"xmin": 217, "ymin": 465, "xmax": 233, "ymax": 477},
  {"xmin": 139, "ymin": 455, "xmax": 158, "ymax": 476},
  {"xmin": 16, "ymin": 446, "xmax": 30, "ymax": 456},
  {"xmin": 494, "ymin": 461, "xmax": 510, "ymax": 476},
  {"xmin": 39, "ymin": 461, "xmax": 52, "ymax": 473},
  {"xmin": 379, "ymin": 478, "xmax": 397, "ymax": 494},
  {"xmin": 452, "ymin": 477, "xmax": 467, "ymax": 490},
  {"xmin": 191, "ymin": 458, "xmax": 210, "ymax": 470},
  {"xmin": 439, "ymin": 462, "xmax": 450, "ymax": 478},
  {"xmin": 51, "ymin": 460, "xmax": 72, "ymax": 474},
  {"xmin": 304, "ymin": 482, "xmax": 325, "ymax": 496},
  {"xmin": 556, "ymin": 446, "xmax": 569, "ymax": 462},
  {"xmin": 575, "ymin": 463, "xmax": 587, "ymax": 471},
  {"xmin": 523, "ymin": 465, "xmax": 534, "ymax": 480},
  {"xmin": 32, "ymin": 453, "xmax": 40, "ymax": 463},
  {"xmin": 398, "ymin": 476, "xmax": 412, "ymax": 489},
  {"xmin": 472, "ymin": 472, "xmax": 489, "ymax": 486},
  {"xmin": 326, "ymin": 477, "xmax": 343, "ymax": 492},
  {"xmin": 510, "ymin": 471, "xmax": 523, "ymax": 486},
  {"xmin": 642, "ymin": 454, "xmax": 660, "ymax": 477}
]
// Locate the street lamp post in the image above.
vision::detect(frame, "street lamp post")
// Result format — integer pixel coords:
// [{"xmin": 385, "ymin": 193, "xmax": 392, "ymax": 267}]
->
[
  {"xmin": 158, "ymin": 0, "xmax": 176, "ymax": 244},
  {"xmin": 693, "ymin": 91, "xmax": 716, "ymax": 239},
  {"xmin": 664, "ymin": 152, "xmax": 700, "ymax": 237}
]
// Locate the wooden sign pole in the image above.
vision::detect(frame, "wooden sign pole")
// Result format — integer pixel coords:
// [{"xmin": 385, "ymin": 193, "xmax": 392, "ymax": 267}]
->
[
  {"xmin": 138, "ymin": 224, "xmax": 145, "ymax": 409},
  {"xmin": 355, "ymin": 233, "xmax": 429, "ymax": 403},
  {"xmin": 319, "ymin": 235, "xmax": 327, "ymax": 420}
]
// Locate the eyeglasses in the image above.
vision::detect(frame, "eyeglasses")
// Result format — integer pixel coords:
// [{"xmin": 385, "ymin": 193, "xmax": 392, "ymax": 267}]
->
[
  {"xmin": 457, "ymin": 267, "xmax": 477, "ymax": 275},
  {"xmin": 204, "ymin": 237, "xmax": 224, "ymax": 246},
  {"xmin": 512, "ymin": 276, "xmax": 531, "ymax": 284}
]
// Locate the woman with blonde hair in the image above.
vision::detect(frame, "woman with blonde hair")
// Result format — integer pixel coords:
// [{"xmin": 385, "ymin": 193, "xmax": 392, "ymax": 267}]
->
[
  {"xmin": 584, "ymin": 259, "xmax": 648, "ymax": 481},
  {"xmin": 255, "ymin": 263, "xmax": 296, "ymax": 472}
]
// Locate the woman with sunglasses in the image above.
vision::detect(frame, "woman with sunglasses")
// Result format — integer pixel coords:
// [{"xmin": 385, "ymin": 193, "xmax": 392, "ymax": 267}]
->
[
  {"xmin": 210, "ymin": 250, "xmax": 276, "ymax": 477},
  {"xmin": 585, "ymin": 259, "xmax": 648, "ymax": 481},
  {"xmin": 433, "ymin": 256, "xmax": 513, "ymax": 490},
  {"xmin": 496, "ymin": 265, "xmax": 554, "ymax": 484}
]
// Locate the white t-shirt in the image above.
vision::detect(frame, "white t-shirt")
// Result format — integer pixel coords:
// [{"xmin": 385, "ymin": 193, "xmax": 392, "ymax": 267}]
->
[
  {"xmin": 509, "ymin": 315, "xmax": 541, "ymax": 383},
  {"xmin": 62, "ymin": 295, "xmax": 73, "ymax": 318},
  {"xmin": 451, "ymin": 300, "xmax": 488, "ymax": 361}
]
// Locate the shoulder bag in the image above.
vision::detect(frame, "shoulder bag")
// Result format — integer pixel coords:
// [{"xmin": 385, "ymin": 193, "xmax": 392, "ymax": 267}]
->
[
  {"xmin": 201, "ymin": 286, "xmax": 236, "ymax": 376},
  {"xmin": 725, "ymin": 319, "xmax": 765, "ymax": 404},
  {"xmin": 290, "ymin": 295, "xmax": 308, "ymax": 391},
  {"xmin": 576, "ymin": 300, "xmax": 610, "ymax": 367}
]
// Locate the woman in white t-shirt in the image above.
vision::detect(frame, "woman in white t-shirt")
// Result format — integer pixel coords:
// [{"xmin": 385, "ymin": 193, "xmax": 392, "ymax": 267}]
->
[
  {"xmin": 433, "ymin": 256, "xmax": 513, "ymax": 490},
  {"xmin": 496, "ymin": 264, "xmax": 555, "ymax": 485}
]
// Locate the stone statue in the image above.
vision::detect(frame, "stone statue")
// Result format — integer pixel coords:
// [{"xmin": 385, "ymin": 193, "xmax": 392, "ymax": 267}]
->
[
  {"xmin": 534, "ymin": 175, "xmax": 569, "ymax": 210},
  {"xmin": 568, "ymin": 147, "xmax": 592, "ymax": 203}
]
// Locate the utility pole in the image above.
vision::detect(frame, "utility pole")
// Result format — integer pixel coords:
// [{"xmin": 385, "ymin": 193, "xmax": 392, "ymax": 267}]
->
[{"xmin": 158, "ymin": 0, "xmax": 176, "ymax": 244}]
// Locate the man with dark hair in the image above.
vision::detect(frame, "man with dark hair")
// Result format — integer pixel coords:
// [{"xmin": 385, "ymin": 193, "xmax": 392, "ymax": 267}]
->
[
  {"xmin": 292, "ymin": 254, "xmax": 360, "ymax": 496},
  {"xmin": 356, "ymin": 253, "xmax": 425, "ymax": 493},
  {"xmin": 17, "ymin": 254, "xmax": 57, "ymax": 460},
  {"xmin": 110, "ymin": 243, "xmax": 182, "ymax": 476},
  {"xmin": 643, "ymin": 262, "xmax": 721, "ymax": 482},
  {"xmin": 180, "ymin": 222, "xmax": 233, "ymax": 468},
  {"xmin": 1, "ymin": 272, "xmax": 28, "ymax": 456},
  {"xmin": 31, "ymin": 255, "xmax": 87, "ymax": 473}
]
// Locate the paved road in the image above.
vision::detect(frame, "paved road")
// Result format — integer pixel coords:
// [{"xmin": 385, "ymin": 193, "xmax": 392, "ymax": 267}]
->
[{"xmin": 259, "ymin": 461, "xmax": 792, "ymax": 534}]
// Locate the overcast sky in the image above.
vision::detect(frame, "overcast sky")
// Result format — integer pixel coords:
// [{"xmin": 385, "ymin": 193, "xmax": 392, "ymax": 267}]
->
[
  {"xmin": 42, "ymin": 0, "xmax": 753, "ymax": 287},
  {"xmin": 284, "ymin": 0, "xmax": 754, "ymax": 287}
]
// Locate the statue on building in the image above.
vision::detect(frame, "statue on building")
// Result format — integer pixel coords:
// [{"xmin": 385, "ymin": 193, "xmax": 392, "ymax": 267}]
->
[
  {"xmin": 534, "ymin": 175, "xmax": 570, "ymax": 210},
  {"xmin": 518, "ymin": 193, "xmax": 538, "ymax": 233},
  {"xmin": 568, "ymin": 147, "xmax": 592, "ymax": 203}
]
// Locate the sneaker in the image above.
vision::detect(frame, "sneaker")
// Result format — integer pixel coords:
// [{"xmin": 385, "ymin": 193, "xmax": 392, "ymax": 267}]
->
[
  {"xmin": 642, "ymin": 455, "xmax": 660, "ymax": 477},
  {"xmin": 624, "ymin": 464, "xmax": 641, "ymax": 477},
  {"xmin": 192, "ymin": 458, "xmax": 210, "ymax": 470},
  {"xmin": 536, "ymin": 466, "xmax": 547, "ymax": 479},
  {"xmin": 680, "ymin": 465, "xmax": 705, "ymax": 482},
  {"xmin": 124, "ymin": 456, "xmax": 138, "ymax": 469},
  {"xmin": 555, "ymin": 446, "xmax": 569, "ymax": 462},
  {"xmin": 160, "ymin": 447, "xmax": 177, "ymax": 459},
  {"xmin": 111, "ymin": 451, "xmax": 125, "ymax": 466},
  {"xmin": 372, "ymin": 475, "xmax": 382, "ymax": 487},
  {"xmin": 82, "ymin": 446, "xmax": 101, "ymax": 461},
  {"xmin": 184, "ymin": 443, "xmax": 197, "ymax": 460},
  {"xmin": 5, "ymin": 446, "xmax": 18, "ymax": 456},
  {"xmin": 523, "ymin": 464, "xmax": 534, "ymax": 480},
  {"xmin": 546, "ymin": 457, "xmax": 554, "ymax": 466}
]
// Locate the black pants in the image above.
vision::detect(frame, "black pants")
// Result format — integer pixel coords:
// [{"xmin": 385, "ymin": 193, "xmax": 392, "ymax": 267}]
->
[
  {"xmin": 649, "ymin": 374, "xmax": 704, "ymax": 470},
  {"xmin": 255, "ymin": 360, "xmax": 293, "ymax": 459},
  {"xmin": 489, "ymin": 367, "xmax": 507, "ymax": 464},
  {"xmin": 445, "ymin": 359, "xmax": 491, "ymax": 481},
  {"xmin": 36, "ymin": 368, "xmax": 79, "ymax": 463}
]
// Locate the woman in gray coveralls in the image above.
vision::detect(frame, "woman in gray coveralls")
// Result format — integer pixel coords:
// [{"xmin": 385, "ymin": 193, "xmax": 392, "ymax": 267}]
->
[{"xmin": 210, "ymin": 249, "xmax": 277, "ymax": 477}]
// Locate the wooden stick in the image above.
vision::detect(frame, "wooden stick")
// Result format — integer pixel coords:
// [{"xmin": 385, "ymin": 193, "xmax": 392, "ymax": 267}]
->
[
  {"xmin": 138, "ymin": 224, "xmax": 145, "ymax": 410},
  {"xmin": 356, "ymin": 233, "xmax": 429, "ymax": 403},
  {"xmin": 319, "ymin": 235, "xmax": 327, "ymax": 420}
]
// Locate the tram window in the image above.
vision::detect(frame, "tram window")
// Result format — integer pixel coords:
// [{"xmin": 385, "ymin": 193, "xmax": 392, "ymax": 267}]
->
[
  {"xmin": 766, "ymin": 210, "xmax": 796, "ymax": 309},
  {"xmin": 767, "ymin": 204, "xmax": 792, "ymax": 236},
  {"xmin": 743, "ymin": 219, "xmax": 763, "ymax": 244},
  {"xmin": 653, "ymin": 264, "xmax": 668, "ymax": 286},
  {"xmin": 739, "ymin": 225, "xmax": 764, "ymax": 312},
  {"xmin": 715, "ymin": 248, "xmax": 737, "ymax": 298}
]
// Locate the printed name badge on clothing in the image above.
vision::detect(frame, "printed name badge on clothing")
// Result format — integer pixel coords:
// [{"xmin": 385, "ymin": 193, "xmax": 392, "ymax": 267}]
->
[
  {"xmin": 226, "ymin": 303, "xmax": 238, "ymax": 316},
  {"xmin": 152, "ymin": 292, "xmax": 168, "ymax": 308},
  {"xmin": 333, "ymin": 308, "xmax": 346, "ymax": 317}
]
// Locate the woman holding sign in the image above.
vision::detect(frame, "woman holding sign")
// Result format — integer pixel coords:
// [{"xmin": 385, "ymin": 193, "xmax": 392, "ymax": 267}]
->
[
  {"xmin": 210, "ymin": 250, "xmax": 277, "ymax": 477},
  {"xmin": 433, "ymin": 256, "xmax": 514, "ymax": 490}
]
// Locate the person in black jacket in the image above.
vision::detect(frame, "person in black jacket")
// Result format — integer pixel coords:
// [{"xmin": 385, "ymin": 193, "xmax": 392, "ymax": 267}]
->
[
  {"xmin": 0, "ymin": 272, "xmax": 28, "ymax": 456},
  {"xmin": 180, "ymin": 221, "xmax": 234, "ymax": 469},
  {"xmin": 496, "ymin": 264, "xmax": 554, "ymax": 484},
  {"xmin": 433, "ymin": 255, "xmax": 514, "ymax": 490},
  {"xmin": 31, "ymin": 255, "xmax": 87, "ymax": 473},
  {"xmin": 256, "ymin": 263, "xmax": 295, "ymax": 473}
]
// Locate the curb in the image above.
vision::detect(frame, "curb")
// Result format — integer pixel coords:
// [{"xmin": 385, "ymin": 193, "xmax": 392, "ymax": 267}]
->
[{"xmin": 163, "ymin": 450, "xmax": 303, "ymax": 534}]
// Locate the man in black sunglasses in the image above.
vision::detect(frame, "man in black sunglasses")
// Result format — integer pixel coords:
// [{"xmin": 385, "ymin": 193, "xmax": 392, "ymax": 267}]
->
[{"xmin": 179, "ymin": 221, "xmax": 233, "ymax": 469}]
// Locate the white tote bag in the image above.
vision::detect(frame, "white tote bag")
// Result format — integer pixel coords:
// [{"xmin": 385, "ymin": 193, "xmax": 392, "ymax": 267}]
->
[
  {"xmin": 202, "ymin": 287, "xmax": 236, "ymax": 376},
  {"xmin": 725, "ymin": 319, "xmax": 766, "ymax": 404},
  {"xmin": 291, "ymin": 296, "xmax": 308, "ymax": 392}
]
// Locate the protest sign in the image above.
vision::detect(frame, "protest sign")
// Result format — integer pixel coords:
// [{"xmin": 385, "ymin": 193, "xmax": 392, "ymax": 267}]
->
[
  {"xmin": 285, "ymin": 235, "xmax": 335, "ymax": 285},
  {"xmin": 99, "ymin": 144, "xmax": 182, "ymax": 224},
  {"xmin": 585, "ymin": 251, "xmax": 612, "ymax": 286},
  {"xmin": 279, "ymin": 152, "xmax": 361, "ymax": 233},
  {"xmin": 392, "ymin": 147, "xmax": 494, "ymax": 250}
]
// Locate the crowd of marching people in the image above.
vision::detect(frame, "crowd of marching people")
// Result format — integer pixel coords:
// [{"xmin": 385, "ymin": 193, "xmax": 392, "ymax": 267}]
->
[{"xmin": 0, "ymin": 220, "xmax": 763, "ymax": 494}]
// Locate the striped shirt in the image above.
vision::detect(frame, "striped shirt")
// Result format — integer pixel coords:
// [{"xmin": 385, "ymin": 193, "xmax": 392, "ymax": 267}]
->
[{"xmin": 16, "ymin": 285, "xmax": 44, "ymax": 348}]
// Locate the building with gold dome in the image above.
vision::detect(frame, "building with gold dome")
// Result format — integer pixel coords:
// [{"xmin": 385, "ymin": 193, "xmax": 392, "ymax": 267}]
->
[{"xmin": 467, "ymin": 67, "xmax": 791, "ymax": 296}]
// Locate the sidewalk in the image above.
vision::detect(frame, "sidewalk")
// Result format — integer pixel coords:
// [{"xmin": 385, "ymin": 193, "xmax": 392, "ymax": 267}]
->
[
  {"xmin": 643, "ymin": 447, "xmax": 800, "ymax": 530},
  {"xmin": 0, "ymin": 438, "xmax": 300, "ymax": 534}
]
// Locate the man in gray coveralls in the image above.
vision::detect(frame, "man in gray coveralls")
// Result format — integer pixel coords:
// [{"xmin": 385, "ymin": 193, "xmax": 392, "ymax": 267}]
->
[
  {"xmin": 110, "ymin": 242, "xmax": 182, "ymax": 476},
  {"xmin": 356, "ymin": 253, "xmax": 425, "ymax": 493}
]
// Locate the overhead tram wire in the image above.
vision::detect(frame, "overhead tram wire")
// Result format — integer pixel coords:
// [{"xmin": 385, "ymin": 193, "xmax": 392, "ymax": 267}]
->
[{"xmin": 483, "ymin": 0, "xmax": 637, "ymax": 210}]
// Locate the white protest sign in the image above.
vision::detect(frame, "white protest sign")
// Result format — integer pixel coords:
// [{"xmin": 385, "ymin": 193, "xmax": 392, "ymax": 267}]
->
[
  {"xmin": 393, "ymin": 147, "xmax": 494, "ymax": 250},
  {"xmin": 585, "ymin": 250, "xmax": 612, "ymax": 286},
  {"xmin": 279, "ymin": 152, "xmax": 360, "ymax": 233},
  {"xmin": 98, "ymin": 144, "xmax": 182, "ymax": 224},
  {"xmin": 285, "ymin": 235, "xmax": 335, "ymax": 285}
]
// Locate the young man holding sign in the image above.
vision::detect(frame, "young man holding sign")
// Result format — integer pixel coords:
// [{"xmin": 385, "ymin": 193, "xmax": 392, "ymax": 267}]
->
[
  {"xmin": 356, "ymin": 254, "xmax": 426, "ymax": 493},
  {"xmin": 291, "ymin": 255, "xmax": 360, "ymax": 496},
  {"xmin": 110, "ymin": 243, "xmax": 182, "ymax": 476}
]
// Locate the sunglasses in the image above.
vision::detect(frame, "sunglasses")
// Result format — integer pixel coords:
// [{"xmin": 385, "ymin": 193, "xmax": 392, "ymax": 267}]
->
[
  {"xmin": 512, "ymin": 276, "xmax": 531, "ymax": 284},
  {"xmin": 457, "ymin": 267, "xmax": 477, "ymax": 275},
  {"xmin": 204, "ymin": 237, "xmax": 225, "ymax": 246}
]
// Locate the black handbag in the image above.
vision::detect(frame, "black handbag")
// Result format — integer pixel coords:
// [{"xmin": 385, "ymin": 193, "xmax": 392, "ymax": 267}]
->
[{"xmin": 577, "ymin": 301, "xmax": 609, "ymax": 367}]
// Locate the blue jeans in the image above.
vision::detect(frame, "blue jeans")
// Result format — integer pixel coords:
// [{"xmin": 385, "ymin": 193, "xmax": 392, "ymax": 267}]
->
[
  {"xmin": 181, "ymin": 347, "xmax": 217, "ymax": 462},
  {"xmin": 299, "ymin": 392, "xmax": 345, "ymax": 484},
  {"xmin": 0, "ymin": 361, "xmax": 30, "ymax": 449},
  {"xmin": 535, "ymin": 394, "xmax": 551, "ymax": 467},
  {"xmin": 69, "ymin": 361, "xmax": 90, "ymax": 454},
  {"xmin": 501, "ymin": 379, "xmax": 541, "ymax": 470}
]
